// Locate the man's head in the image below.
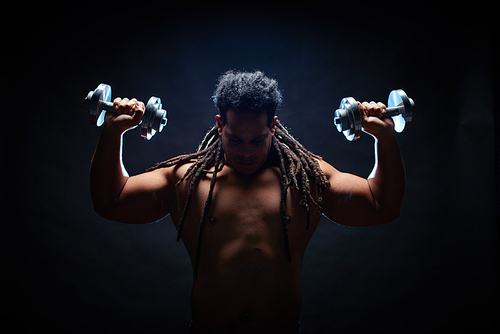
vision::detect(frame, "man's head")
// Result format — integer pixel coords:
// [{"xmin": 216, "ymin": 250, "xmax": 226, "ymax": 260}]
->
[
  {"xmin": 212, "ymin": 70, "xmax": 283, "ymax": 126},
  {"xmin": 212, "ymin": 71, "xmax": 282, "ymax": 174}
]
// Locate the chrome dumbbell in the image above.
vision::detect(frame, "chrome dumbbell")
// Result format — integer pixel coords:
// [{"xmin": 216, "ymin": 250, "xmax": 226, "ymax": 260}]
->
[
  {"xmin": 333, "ymin": 89, "xmax": 414, "ymax": 141},
  {"xmin": 85, "ymin": 83, "xmax": 168, "ymax": 140}
]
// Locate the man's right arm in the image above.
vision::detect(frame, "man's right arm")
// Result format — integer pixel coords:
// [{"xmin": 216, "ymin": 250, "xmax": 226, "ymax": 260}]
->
[{"xmin": 90, "ymin": 98, "xmax": 174, "ymax": 224}]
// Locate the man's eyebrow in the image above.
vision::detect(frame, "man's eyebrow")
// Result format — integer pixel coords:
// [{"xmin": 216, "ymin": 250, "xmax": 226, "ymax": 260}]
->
[
  {"xmin": 226, "ymin": 133, "xmax": 242, "ymax": 140},
  {"xmin": 226, "ymin": 133, "xmax": 267, "ymax": 141},
  {"xmin": 252, "ymin": 134, "xmax": 267, "ymax": 141}
]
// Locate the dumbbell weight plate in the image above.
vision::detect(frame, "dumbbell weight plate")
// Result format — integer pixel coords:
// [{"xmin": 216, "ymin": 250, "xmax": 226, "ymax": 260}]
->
[
  {"xmin": 388, "ymin": 89, "xmax": 414, "ymax": 133},
  {"xmin": 334, "ymin": 97, "xmax": 362, "ymax": 141},
  {"xmin": 140, "ymin": 97, "xmax": 167, "ymax": 140},
  {"xmin": 87, "ymin": 83, "xmax": 111, "ymax": 126}
]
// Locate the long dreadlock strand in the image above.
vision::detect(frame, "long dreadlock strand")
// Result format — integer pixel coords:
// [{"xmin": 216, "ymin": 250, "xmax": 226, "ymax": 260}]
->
[
  {"xmin": 175, "ymin": 147, "xmax": 214, "ymax": 240},
  {"xmin": 146, "ymin": 125, "xmax": 219, "ymax": 175},
  {"xmin": 197, "ymin": 125, "xmax": 219, "ymax": 151},
  {"xmin": 176, "ymin": 151, "xmax": 213, "ymax": 240},
  {"xmin": 193, "ymin": 139, "xmax": 224, "ymax": 280},
  {"xmin": 275, "ymin": 121, "xmax": 330, "ymax": 209},
  {"xmin": 146, "ymin": 126, "xmax": 221, "ymax": 241},
  {"xmin": 272, "ymin": 136, "xmax": 292, "ymax": 262},
  {"xmin": 274, "ymin": 127, "xmax": 312, "ymax": 231}
]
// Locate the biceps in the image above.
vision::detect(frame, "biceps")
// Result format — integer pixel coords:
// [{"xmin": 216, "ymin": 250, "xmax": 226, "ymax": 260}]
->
[
  {"xmin": 321, "ymin": 173, "xmax": 379, "ymax": 226},
  {"xmin": 109, "ymin": 171, "xmax": 173, "ymax": 223}
]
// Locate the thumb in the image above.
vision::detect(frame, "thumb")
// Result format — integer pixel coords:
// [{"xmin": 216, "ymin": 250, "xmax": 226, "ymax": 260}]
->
[{"xmin": 357, "ymin": 101, "xmax": 367, "ymax": 120}]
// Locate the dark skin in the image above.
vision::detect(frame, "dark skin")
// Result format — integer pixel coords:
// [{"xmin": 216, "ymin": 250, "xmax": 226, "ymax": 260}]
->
[{"xmin": 90, "ymin": 98, "xmax": 405, "ymax": 333}]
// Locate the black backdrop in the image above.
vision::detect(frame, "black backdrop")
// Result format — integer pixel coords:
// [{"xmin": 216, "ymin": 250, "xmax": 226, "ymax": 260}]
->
[{"xmin": 5, "ymin": 2, "xmax": 499, "ymax": 333}]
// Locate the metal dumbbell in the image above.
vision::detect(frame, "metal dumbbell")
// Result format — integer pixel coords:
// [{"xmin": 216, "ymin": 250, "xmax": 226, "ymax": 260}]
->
[
  {"xmin": 85, "ymin": 83, "xmax": 168, "ymax": 140},
  {"xmin": 333, "ymin": 89, "xmax": 414, "ymax": 141}
]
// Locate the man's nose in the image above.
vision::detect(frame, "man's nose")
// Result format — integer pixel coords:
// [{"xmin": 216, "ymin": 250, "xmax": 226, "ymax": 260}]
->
[{"xmin": 238, "ymin": 146, "xmax": 254, "ymax": 158}]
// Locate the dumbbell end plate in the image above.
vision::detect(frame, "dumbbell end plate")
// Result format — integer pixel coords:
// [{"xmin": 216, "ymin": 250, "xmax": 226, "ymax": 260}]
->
[
  {"xmin": 388, "ymin": 89, "xmax": 414, "ymax": 133},
  {"xmin": 334, "ymin": 97, "xmax": 362, "ymax": 141},
  {"xmin": 87, "ymin": 83, "xmax": 111, "ymax": 127},
  {"xmin": 140, "ymin": 97, "xmax": 168, "ymax": 140}
]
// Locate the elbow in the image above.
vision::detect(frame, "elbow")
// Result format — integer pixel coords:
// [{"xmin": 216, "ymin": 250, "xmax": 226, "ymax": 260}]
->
[
  {"xmin": 93, "ymin": 204, "xmax": 106, "ymax": 218},
  {"xmin": 374, "ymin": 206, "xmax": 401, "ymax": 225},
  {"xmin": 93, "ymin": 202, "xmax": 115, "ymax": 220},
  {"xmin": 384, "ymin": 208, "xmax": 401, "ymax": 223},
  {"xmin": 91, "ymin": 190, "xmax": 113, "ymax": 219},
  {"xmin": 340, "ymin": 208, "xmax": 401, "ymax": 227},
  {"xmin": 371, "ymin": 193, "xmax": 404, "ymax": 225},
  {"xmin": 91, "ymin": 191, "xmax": 120, "ymax": 221}
]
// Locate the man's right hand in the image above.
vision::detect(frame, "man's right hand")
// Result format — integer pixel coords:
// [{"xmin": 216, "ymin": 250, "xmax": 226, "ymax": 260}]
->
[{"xmin": 105, "ymin": 97, "xmax": 145, "ymax": 134}]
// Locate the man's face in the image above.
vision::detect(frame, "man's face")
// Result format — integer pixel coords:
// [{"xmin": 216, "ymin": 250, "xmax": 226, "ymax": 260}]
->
[{"xmin": 217, "ymin": 110, "xmax": 277, "ymax": 175}]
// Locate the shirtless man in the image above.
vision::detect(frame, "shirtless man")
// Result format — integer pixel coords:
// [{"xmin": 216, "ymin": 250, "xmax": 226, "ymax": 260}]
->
[{"xmin": 90, "ymin": 71, "xmax": 406, "ymax": 333}]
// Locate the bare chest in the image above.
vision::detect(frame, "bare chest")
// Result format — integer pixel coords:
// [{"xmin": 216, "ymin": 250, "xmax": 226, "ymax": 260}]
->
[
  {"xmin": 172, "ymin": 166, "xmax": 319, "ymax": 263},
  {"xmin": 183, "ymin": 168, "xmax": 284, "ymax": 247}
]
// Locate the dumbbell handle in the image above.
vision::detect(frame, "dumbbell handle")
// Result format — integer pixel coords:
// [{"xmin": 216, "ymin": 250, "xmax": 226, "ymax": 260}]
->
[
  {"xmin": 333, "ymin": 104, "xmax": 404, "ymax": 125},
  {"xmin": 99, "ymin": 100, "xmax": 117, "ymax": 113}
]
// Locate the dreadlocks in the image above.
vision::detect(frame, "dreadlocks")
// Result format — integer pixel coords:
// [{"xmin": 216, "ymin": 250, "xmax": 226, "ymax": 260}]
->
[{"xmin": 147, "ymin": 120, "xmax": 330, "ymax": 279}]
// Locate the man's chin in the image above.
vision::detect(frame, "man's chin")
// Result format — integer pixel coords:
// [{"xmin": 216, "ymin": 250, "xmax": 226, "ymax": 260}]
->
[{"xmin": 233, "ymin": 161, "xmax": 262, "ymax": 175}]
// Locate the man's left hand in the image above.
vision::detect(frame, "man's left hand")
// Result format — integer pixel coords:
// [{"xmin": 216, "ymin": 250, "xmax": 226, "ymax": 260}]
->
[{"xmin": 358, "ymin": 101, "xmax": 394, "ymax": 138}]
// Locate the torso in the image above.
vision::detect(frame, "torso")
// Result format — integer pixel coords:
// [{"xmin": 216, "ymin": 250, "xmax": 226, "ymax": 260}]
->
[{"xmin": 169, "ymin": 162, "xmax": 322, "ymax": 333}]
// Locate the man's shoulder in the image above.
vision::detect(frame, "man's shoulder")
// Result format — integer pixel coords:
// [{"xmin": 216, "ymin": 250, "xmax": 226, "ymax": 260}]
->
[
  {"xmin": 315, "ymin": 158, "xmax": 336, "ymax": 174},
  {"xmin": 147, "ymin": 158, "xmax": 197, "ymax": 183}
]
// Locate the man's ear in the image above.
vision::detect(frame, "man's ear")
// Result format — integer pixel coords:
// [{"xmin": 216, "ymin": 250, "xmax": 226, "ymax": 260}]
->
[
  {"xmin": 270, "ymin": 116, "xmax": 278, "ymax": 134},
  {"xmin": 216, "ymin": 115, "xmax": 224, "ymax": 135}
]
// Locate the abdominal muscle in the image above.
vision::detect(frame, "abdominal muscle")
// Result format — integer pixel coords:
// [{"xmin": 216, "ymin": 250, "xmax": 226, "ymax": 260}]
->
[{"xmin": 190, "ymin": 236, "xmax": 303, "ymax": 333}]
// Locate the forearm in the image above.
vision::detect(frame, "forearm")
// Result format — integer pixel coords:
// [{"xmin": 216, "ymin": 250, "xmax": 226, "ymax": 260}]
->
[
  {"xmin": 90, "ymin": 125, "xmax": 129, "ymax": 214},
  {"xmin": 367, "ymin": 130, "xmax": 406, "ymax": 220}
]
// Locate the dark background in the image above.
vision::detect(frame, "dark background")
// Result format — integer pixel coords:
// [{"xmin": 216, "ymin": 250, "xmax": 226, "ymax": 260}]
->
[{"xmin": 4, "ymin": 1, "xmax": 498, "ymax": 333}]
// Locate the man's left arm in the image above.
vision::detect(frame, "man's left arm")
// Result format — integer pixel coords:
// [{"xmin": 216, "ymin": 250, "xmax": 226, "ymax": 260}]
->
[{"xmin": 321, "ymin": 101, "xmax": 406, "ymax": 226}]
